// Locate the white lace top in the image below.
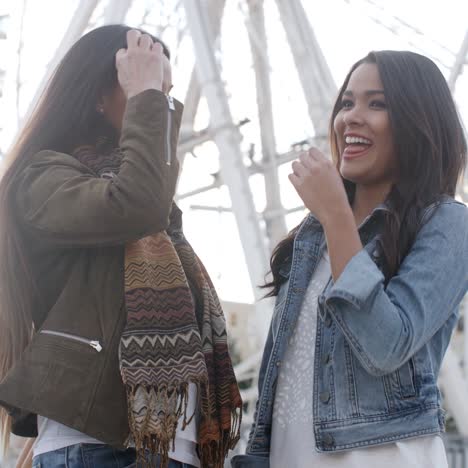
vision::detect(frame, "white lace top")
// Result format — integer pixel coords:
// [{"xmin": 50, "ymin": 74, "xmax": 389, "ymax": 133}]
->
[{"xmin": 270, "ymin": 251, "xmax": 447, "ymax": 468}]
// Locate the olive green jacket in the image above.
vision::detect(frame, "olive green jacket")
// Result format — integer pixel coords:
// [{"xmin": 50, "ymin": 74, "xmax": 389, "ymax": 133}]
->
[{"xmin": 0, "ymin": 89, "xmax": 183, "ymax": 446}]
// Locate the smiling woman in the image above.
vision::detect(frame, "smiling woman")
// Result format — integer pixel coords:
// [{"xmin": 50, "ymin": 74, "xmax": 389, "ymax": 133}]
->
[
  {"xmin": 232, "ymin": 50, "xmax": 468, "ymax": 468},
  {"xmin": 329, "ymin": 51, "xmax": 466, "ymax": 278},
  {"xmin": 334, "ymin": 65, "xmax": 397, "ymax": 191}
]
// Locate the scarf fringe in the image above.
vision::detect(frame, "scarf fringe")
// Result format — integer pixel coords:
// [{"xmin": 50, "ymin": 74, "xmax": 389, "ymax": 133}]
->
[
  {"xmin": 126, "ymin": 383, "xmax": 187, "ymax": 468},
  {"xmin": 125, "ymin": 383, "xmax": 241, "ymax": 468},
  {"xmin": 199, "ymin": 406, "xmax": 242, "ymax": 468}
]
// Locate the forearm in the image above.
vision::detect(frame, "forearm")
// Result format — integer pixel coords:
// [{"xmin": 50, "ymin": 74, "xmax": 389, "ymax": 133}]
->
[
  {"xmin": 322, "ymin": 206, "xmax": 362, "ymax": 281},
  {"xmin": 118, "ymin": 89, "xmax": 180, "ymax": 212},
  {"xmin": 323, "ymin": 202, "xmax": 468, "ymax": 375}
]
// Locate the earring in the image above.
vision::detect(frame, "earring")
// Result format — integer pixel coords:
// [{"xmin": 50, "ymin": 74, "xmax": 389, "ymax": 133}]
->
[{"xmin": 97, "ymin": 106, "xmax": 104, "ymax": 114}]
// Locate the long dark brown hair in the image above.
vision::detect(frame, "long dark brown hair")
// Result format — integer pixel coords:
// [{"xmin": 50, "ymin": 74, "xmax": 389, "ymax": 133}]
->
[
  {"xmin": 264, "ymin": 50, "xmax": 467, "ymax": 297},
  {"xmin": 0, "ymin": 24, "xmax": 169, "ymax": 451}
]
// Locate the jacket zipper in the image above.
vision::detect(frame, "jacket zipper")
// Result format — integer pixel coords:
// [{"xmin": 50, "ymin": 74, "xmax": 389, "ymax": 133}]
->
[
  {"xmin": 40, "ymin": 329, "xmax": 102, "ymax": 352},
  {"xmin": 166, "ymin": 95, "xmax": 175, "ymax": 166}
]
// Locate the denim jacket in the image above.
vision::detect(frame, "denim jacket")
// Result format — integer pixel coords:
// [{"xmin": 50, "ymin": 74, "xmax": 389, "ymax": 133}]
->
[{"xmin": 232, "ymin": 197, "xmax": 468, "ymax": 468}]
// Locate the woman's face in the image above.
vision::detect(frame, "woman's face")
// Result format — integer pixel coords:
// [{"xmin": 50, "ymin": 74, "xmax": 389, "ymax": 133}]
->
[
  {"xmin": 333, "ymin": 63, "xmax": 398, "ymax": 188},
  {"xmin": 100, "ymin": 54, "xmax": 172, "ymax": 134}
]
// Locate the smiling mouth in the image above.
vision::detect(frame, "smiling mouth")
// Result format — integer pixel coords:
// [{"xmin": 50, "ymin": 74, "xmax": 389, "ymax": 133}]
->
[{"xmin": 343, "ymin": 136, "xmax": 373, "ymax": 159}]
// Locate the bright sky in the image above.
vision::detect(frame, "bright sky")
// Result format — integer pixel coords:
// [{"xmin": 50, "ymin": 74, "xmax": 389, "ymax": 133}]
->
[{"xmin": 0, "ymin": 0, "xmax": 467, "ymax": 303}]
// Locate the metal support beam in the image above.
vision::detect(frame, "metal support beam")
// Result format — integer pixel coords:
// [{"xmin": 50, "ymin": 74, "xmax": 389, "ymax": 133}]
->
[
  {"xmin": 178, "ymin": 127, "xmax": 213, "ymax": 155},
  {"xmin": 183, "ymin": 0, "xmax": 272, "ymax": 346},
  {"xmin": 275, "ymin": 0, "xmax": 336, "ymax": 140},
  {"xmin": 180, "ymin": 0, "xmax": 225, "ymax": 130},
  {"xmin": 182, "ymin": 0, "xmax": 226, "ymax": 127},
  {"xmin": 178, "ymin": 118, "xmax": 250, "ymax": 155},
  {"xmin": 177, "ymin": 0, "xmax": 226, "ymax": 184},
  {"xmin": 189, "ymin": 203, "xmax": 306, "ymax": 219},
  {"xmin": 176, "ymin": 141, "xmax": 316, "ymax": 202},
  {"xmin": 246, "ymin": 0, "xmax": 287, "ymax": 251}
]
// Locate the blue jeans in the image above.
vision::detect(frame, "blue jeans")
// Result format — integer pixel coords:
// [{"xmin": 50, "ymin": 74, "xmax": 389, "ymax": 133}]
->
[{"xmin": 32, "ymin": 443, "xmax": 197, "ymax": 468}]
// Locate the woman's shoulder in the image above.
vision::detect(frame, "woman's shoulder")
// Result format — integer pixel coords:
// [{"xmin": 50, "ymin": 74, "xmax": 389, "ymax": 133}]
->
[
  {"xmin": 421, "ymin": 195, "xmax": 467, "ymax": 225},
  {"xmin": 418, "ymin": 196, "xmax": 468, "ymax": 252}
]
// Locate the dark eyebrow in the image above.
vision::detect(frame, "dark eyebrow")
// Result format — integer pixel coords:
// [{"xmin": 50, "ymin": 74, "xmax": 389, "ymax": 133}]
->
[{"xmin": 343, "ymin": 90, "xmax": 385, "ymax": 97}]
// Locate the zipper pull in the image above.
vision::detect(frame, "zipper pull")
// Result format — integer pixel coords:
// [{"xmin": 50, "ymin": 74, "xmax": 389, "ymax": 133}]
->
[
  {"xmin": 166, "ymin": 95, "xmax": 175, "ymax": 166},
  {"xmin": 90, "ymin": 341, "xmax": 102, "ymax": 352},
  {"xmin": 167, "ymin": 95, "xmax": 175, "ymax": 111}
]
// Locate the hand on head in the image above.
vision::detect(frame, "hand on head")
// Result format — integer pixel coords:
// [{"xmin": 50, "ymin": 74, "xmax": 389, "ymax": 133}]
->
[{"xmin": 115, "ymin": 29, "xmax": 172, "ymax": 99}]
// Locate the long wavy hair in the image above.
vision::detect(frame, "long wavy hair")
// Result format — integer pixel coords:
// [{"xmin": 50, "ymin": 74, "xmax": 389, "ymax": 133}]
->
[
  {"xmin": 264, "ymin": 50, "xmax": 467, "ymax": 297},
  {"xmin": 0, "ymin": 24, "xmax": 169, "ymax": 453}
]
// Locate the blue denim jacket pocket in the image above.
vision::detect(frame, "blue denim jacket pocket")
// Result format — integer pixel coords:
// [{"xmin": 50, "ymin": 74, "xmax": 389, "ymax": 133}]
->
[
  {"xmin": 397, "ymin": 358, "xmax": 417, "ymax": 399},
  {"xmin": 381, "ymin": 358, "xmax": 418, "ymax": 413}
]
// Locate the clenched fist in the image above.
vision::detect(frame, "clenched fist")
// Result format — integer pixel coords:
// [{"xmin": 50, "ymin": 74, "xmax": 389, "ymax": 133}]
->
[
  {"xmin": 115, "ymin": 30, "xmax": 171, "ymax": 99},
  {"xmin": 289, "ymin": 148, "xmax": 350, "ymax": 226}
]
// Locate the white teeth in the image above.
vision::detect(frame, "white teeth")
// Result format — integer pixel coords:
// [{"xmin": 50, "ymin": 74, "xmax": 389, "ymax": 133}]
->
[{"xmin": 345, "ymin": 136, "xmax": 372, "ymax": 145}]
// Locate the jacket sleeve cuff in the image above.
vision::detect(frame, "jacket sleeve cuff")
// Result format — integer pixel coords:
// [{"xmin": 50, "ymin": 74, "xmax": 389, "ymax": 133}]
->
[{"xmin": 324, "ymin": 248, "xmax": 384, "ymax": 309}]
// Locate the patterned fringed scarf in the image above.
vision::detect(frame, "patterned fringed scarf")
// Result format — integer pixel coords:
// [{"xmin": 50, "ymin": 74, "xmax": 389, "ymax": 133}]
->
[{"xmin": 73, "ymin": 141, "xmax": 242, "ymax": 468}]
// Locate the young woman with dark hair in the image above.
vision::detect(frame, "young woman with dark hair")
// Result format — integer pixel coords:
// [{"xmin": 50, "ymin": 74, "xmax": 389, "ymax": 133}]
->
[
  {"xmin": 0, "ymin": 25, "xmax": 242, "ymax": 468},
  {"xmin": 232, "ymin": 50, "xmax": 468, "ymax": 468}
]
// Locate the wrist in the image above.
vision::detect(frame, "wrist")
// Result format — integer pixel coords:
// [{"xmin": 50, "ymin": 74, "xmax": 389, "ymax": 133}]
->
[
  {"xmin": 321, "ymin": 203, "xmax": 355, "ymax": 231},
  {"xmin": 127, "ymin": 83, "xmax": 163, "ymax": 99}
]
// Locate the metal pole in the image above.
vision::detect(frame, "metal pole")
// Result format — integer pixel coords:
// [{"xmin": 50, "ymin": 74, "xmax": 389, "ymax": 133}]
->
[
  {"xmin": 183, "ymin": 0, "xmax": 272, "ymax": 345},
  {"xmin": 275, "ymin": 0, "xmax": 336, "ymax": 141},
  {"xmin": 180, "ymin": 0, "xmax": 226, "ymax": 130},
  {"xmin": 177, "ymin": 0, "xmax": 226, "ymax": 185},
  {"xmin": 245, "ymin": 0, "xmax": 287, "ymax": 251}
]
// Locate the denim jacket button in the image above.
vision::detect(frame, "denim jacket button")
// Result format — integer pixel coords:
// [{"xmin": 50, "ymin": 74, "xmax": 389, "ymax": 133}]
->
[
  {"xmin": 276, "ymin": 360, "xmax": 282, "ymax": 367},
  {"xmin": 323, "ymin": 433, "xmax": 335, "ymax": 447},
  {"xmin": 320, "ymin": 391, "xmax": 331, "ymax": 403},
  {"xmin": 318, "ymin": 294, "xmax": 325, "ymax": 307}
]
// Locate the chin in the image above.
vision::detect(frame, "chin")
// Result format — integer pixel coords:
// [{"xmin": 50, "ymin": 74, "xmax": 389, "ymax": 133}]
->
[
  {"xmin": 340, "ymin": 157, "xmax": 380, "ymax": 182},
  {"xmin": 340, "ymin": 166, "xmax": 365, "ymax": 184}
]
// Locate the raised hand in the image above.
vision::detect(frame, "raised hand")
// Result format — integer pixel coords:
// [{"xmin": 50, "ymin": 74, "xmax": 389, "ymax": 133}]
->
[
  {"xmin": 115, "ymin": 30, "xmax": 165, "ymax": 99},
  {"xmin": 289, "ymin": 147, "xmax": 350, "ymax": 226}
]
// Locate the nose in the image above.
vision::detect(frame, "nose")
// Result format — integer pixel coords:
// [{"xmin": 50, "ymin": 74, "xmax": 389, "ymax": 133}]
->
[{"xmin": 342, "ymin": 105, "xmax": 364, "ymax": 127}]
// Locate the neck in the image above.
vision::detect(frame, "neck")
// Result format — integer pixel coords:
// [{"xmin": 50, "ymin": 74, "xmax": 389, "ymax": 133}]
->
[{"xmin": 352, "ymin": 182, "xmax": 392, "ymax": 226}]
